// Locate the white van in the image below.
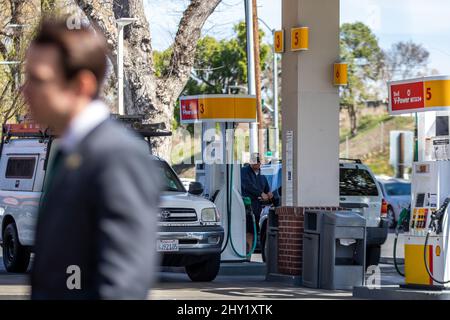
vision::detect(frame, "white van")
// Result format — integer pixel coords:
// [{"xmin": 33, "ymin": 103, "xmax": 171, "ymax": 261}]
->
[{"xmin": 0, "ymin": 122, "xmax": 224, "ymax": 282}]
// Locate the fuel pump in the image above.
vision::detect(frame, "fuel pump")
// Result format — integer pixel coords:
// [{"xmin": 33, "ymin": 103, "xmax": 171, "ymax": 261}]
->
[
  {"xmin": 388, "ymin": 76, "xmax": 450, "ymax": 288},
  {"xmin": 179, "ymin": 94, "xmax": 258, "ymax": 262},
  {"xmin": 404, "ymin": 160, "xmax": 450, "ymax": 287}
]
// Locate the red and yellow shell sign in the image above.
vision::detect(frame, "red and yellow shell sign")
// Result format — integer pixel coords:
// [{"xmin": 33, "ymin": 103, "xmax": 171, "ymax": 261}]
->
[
  {"xmin": 179, "ymin": 95, "xmax": 257, "ymax": 123},
  {"xmin": 388, "ymin": 76, "xmax": 450, "ymax": 114}
]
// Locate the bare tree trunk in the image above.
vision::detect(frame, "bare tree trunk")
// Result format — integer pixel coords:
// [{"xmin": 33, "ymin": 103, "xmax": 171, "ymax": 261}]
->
[
  {"xmin": 75, "ymin": 0, "xmax": 222, "ymax": 159},
  {"xmin": 41, "ymin": 0, "xmax": 55, "ymax": 15}
]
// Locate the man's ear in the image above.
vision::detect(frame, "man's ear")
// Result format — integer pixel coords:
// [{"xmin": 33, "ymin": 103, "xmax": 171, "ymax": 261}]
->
[{"xmin": 74, "ymin": 70, "xmax": 98, "ymax": 98}]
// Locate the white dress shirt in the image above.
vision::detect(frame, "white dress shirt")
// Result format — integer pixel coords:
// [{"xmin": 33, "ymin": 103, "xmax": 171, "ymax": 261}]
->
[{"xmin": 59, "ymin": 100, "xmax": 110, "ymax": 153}]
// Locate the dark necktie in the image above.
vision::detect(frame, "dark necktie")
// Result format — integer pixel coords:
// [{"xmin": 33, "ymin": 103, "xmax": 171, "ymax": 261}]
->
[{"xmin": 42, "ymin": 148, "xmax": 65, "ymax": 198}]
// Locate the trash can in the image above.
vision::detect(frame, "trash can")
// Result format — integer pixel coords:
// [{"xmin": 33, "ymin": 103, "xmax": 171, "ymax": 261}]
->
[
  {"xmin": 302, "ymin": 210, "xmax": 366, "ymax": 290},
  {"xmin": 266, "ymin": 207, "xmax": 279, "ymax": 275},
  {"xmin": 302, "ymin": 211, "xmax": 324, "ymax": 288},
  {"xmin": 320, "ymin": 211, "xmax": 366, "ymax": 290}
]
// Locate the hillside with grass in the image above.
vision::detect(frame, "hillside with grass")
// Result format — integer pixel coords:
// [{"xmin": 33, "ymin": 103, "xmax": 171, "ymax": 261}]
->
[{"xmin": 340, "ymin": 110, "xmax": 415, "ymax": 176}]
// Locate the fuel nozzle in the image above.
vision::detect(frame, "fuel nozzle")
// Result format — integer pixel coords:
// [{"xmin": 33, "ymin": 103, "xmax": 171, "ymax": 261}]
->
[
  {"xmin": 396, "ymin": 207, "xmax": 410, "ymax": 236},
  {"xmin": 429, "ymin": 197, "xmax": 450, "ymax": 234}
]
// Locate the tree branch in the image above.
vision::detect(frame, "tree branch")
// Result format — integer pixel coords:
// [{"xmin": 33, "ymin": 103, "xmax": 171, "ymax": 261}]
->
[
  {"xmin": 75, "ymin": 0, "xmax": 158, "ymax": 115},
  {"xmin": 157, "ymin": 0, "xmax": 221, "ymax": 105},
  {"xmin": 73, "ymin": 0, "xmax": 118, "ymax": 62}
]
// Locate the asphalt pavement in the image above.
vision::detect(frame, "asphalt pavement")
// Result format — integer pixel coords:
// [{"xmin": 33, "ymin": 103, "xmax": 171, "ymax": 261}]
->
[
  {"xmin": 0, "ymin": 257, "xmax": 405, "ymax": 300},
  {"xmin": 0, "ymin": 234, "xmax": 407, "ymax": 300}
]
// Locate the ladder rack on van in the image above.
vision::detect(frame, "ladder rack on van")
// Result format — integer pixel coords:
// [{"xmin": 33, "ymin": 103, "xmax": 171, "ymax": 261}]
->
[
  {"xmin": 112, "ymin": 114, "xmax": 172, "ymax": 138},
  {"xmin": 111, "ymin": 114, "xmax": 172, "ymax": 155},
  {"xmin": 2, "ymin": 123, "xmax": 53, "ymax": 140},
  {"xmin": 339, "ymin": 158, "xmax": 362, "ymax": 164},
  {"xmin": 0, "ymin": 123, "xmax": 53, "ymax": 164},
  {"xmin": 111, "ymin": 114, "xmax": 172, "ymax": 138}
]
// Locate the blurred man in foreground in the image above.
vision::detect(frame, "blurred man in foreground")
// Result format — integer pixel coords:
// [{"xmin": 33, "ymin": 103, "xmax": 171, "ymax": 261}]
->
[{"xmin": 23, "ymin": 18, "xmax": 161, "ymax": 299}]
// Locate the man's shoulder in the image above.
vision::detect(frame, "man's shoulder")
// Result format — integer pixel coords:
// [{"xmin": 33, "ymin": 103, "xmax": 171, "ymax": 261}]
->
[
  {"xmin": 81, "ymin": 119, "xmax": 148, "ymax": 156},
  {"xmin": 242, "ymin": 165, "xmax": 255, "ymax": 175}
]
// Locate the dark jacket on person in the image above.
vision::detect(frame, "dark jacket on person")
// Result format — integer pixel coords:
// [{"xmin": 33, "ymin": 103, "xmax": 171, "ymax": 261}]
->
[
  {"xmin": 241, "ymin": 164, "xmax": 270, "ymax": 219},
  {"xmin": 31, "ymin": 119, "xmax": 161, "ymax": 300}
]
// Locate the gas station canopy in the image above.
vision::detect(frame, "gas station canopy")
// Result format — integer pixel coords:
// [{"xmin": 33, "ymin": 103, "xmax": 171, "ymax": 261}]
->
[
  {"xmin": 388, "ymin": 75, "xmax": 450, "ymax": 115},
  {"xmin": 179, "ymin": 94, "xmax": 257, "ymax": 123}
]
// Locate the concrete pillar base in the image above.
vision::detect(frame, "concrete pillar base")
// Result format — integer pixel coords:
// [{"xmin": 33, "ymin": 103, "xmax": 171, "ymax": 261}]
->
[{"xmin": 276, "ymin": 206, "xmax": 345, "ymax": 277}]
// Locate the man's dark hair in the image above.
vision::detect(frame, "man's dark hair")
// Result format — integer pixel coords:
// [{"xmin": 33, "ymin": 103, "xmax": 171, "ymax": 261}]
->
[{"xmin": 32, "ymin": 18, "xmax": 108, "ymax": 97}]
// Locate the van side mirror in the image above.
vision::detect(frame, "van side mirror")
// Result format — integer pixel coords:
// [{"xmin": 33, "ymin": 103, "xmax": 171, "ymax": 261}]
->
[{"xmin": 188, "ymin": 182, "xmax": 204, "ymax": 195}]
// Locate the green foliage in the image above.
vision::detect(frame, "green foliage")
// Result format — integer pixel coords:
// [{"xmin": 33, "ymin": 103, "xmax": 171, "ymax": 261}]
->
[
  {"xmin": 153, "ymin": 48, "xmax": 173, "ymax": 78},
  {"xmin": 340, "ymin": 22, "xmax": 384, "ymax": 107},
  {"xmin": 365, "ymin": 150, "xmax": 395, "ymax": 177},
  {"xmin": 153, "ymin": 21, "xmax": 270, "ymax": 95},
  {"xmin": 342, "ymin": 115, "xmax": 415, "ymax": 176},
  {"xmin": 181, "ymin": 21, "xmax": 269, "ymax": 95},
  {"xmin": 340, "ymin": 113, "xmax": 391, "ymax": 142},
  {"xmin": 154, "ymin": 21, "xmax": 271, "ymax": 131}
]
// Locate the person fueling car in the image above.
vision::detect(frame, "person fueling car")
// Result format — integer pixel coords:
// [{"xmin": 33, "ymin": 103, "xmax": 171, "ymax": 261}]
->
[{"xmin": 241, "ymin": 153, "xmax": 273, "ymax": 251}]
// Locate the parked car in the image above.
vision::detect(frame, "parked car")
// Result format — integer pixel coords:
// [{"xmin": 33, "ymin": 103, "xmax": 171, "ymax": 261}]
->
[
  {"xmin": 258, "ymin": 159, "xmax": 389, "ymax": 268},
  {"xmin": 339, "ymin": 159, "xmax": 389, "ymax": 268},
  {"xmin": 376, "ymin": 177, "xmax": 411, "ymax": 229},
  {"xmin": 0, "ymin": 122, "xmax": 224, "ymax": 282}
]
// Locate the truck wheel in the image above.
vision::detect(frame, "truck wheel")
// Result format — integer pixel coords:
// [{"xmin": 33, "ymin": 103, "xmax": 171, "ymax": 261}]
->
[
  {"xmin": 366, "ymin": 245, "xmax": 381, "ymax": 270},
  {"xmin": 185, "ymin": 253, "xmax": 220, "ymax": 282},
  {"xmin": 3, "ymin": 223, "xmax": 30, "ymax": 273}
]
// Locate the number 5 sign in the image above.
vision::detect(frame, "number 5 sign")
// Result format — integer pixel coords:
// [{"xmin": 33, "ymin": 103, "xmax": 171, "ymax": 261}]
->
[
  {"xmin": 424, "ymin": 78, "xmax": 450, "ymax": 108},
  {"xmin": 290, "ymin": 26, "xmax": 309, "ymax": 51}
]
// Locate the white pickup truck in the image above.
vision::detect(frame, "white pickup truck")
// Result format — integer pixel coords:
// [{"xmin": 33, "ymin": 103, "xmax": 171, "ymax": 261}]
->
[{"xmin": 0, "ymin": 122, "xmax": 224, "ymax": 282}]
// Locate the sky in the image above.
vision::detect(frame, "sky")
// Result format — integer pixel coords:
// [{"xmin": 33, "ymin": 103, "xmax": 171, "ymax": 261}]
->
[{"xmin": 145, "ymin": 0, "xmax": 450, "ymax": 75}]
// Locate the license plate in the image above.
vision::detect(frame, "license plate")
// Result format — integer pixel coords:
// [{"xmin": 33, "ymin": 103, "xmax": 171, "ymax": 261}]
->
[{"xmin": 157, "ymin": 240, "xmax": 179, "ymax": 252}]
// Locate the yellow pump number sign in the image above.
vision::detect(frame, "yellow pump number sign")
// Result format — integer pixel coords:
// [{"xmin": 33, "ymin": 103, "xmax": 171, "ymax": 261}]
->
[
  {"xmin": 290, "ymin": 27, "xmax": 309, "ymax": 51},
  {"xmin": 424, "ymin": 79, "xmax": 450, "ymax": 108},
  {"xmin": 274, "ymin": 30, "xmax": 284, "ymax": 53}
]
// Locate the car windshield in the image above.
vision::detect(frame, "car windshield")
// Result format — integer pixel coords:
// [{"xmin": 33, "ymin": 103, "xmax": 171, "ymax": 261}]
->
[
  {"xmin": 340, "ymin": 168, "xmax": 378, "ymax": 196},
  {"xmin": 384, "ymin": 182, "xmax": 411, "ymax": 196},
  {"xmin": 265, "ymin": 174, "xmax": 274, "ymax": 187},
  {"xmin": 261, "ymin": 165, "xmax": 282, "ymax": 192},
  {"xmin": 157, "ymin": 161, "xmax": 186, "ymax": 192}
]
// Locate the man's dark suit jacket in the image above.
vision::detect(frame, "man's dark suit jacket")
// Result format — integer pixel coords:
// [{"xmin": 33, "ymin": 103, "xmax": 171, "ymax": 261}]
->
[
  {"xmin": 31, "ymin": 119, "xmax": 161, "ymax": 300},
  {"xmin": 241, "ymin": 164, "xmax": 270, "ymax": 221}
]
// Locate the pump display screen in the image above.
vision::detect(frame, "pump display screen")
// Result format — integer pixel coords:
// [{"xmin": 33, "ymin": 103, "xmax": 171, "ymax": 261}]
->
[
  {"xmin": 436, "ymin": 116, "xmax": 449, "ymax": 136},
  {"xmin": 415, "ymin": 193, "xmax": 425, "ymax": 207}
]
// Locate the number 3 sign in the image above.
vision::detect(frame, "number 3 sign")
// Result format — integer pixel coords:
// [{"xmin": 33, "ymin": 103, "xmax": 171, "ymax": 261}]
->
[{"xmin": 274, "ymin": 30, "xmax": 284, "ymax": 53}]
